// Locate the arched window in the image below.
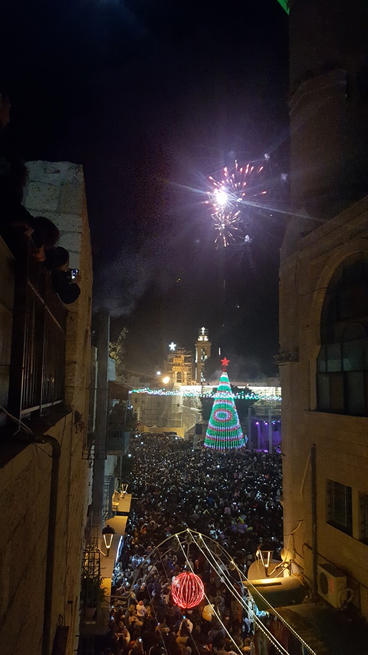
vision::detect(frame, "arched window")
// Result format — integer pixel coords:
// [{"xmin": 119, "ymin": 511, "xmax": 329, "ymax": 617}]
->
[{"xmin": 317, "ymin": 253, "xmax": 368, "ymax": 416}]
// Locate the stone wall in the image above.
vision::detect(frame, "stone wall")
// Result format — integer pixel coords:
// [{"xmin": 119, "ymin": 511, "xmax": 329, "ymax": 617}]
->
[
  {"xmin": 23, "ymin": 161, "xmax": 93, "ymax": 420},
  {"xmin": 0, "ymin": 162, "xmax": 93, "ymax": 654},
  {"xmin": 0, "ymin": 414, "xmax": 90, "ymax": 653},
  {"xmin": 280, "ymin": 196, "xmax": 368, "ymax": 616},
  {"xmin": 289, "ymin": 0, "xmax": 368, "ymax": 219}
]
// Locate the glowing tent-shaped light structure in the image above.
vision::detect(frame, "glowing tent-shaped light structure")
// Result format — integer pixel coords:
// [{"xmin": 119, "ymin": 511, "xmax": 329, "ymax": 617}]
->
[
  {"xmin": 171, "ymin": 571, "xmax": 205, "ymax": 609},
  {"xmin": 204, "ymin": 359, "xmax": 246, "ymax": 451}
]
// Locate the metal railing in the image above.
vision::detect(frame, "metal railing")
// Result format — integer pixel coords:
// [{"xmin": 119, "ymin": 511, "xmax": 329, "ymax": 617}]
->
[
  {"xmin": 106, "ymin": 429, "xmax": 129, "ymax": 454},
  {"xmin": 8, "ymin": 242, "xmax": 67, "ymax": 419},
  {"xmin": 80, "ymin": 543, "xmax": 101, "ymax": 624},
  {"xmin": 103, "ymin": 475, "xmax": 115, "ymax": 521}
]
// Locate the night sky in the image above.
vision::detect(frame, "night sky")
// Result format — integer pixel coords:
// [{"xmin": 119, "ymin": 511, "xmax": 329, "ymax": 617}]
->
[{"xmin": 1, "ymin": 0, "xmax": 289, "ymax": 379}]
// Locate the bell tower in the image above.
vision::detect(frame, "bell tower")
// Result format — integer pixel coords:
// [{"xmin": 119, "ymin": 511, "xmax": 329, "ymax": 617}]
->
[{"xmin": 195, "ymin": 327, "xmax": 211, "ymax": 383}]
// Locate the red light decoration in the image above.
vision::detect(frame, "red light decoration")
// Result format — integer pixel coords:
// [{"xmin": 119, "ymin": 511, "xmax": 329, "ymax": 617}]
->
[{"xmin": 171, "ymin": 571, "xmax": 205, "ymax": 609}]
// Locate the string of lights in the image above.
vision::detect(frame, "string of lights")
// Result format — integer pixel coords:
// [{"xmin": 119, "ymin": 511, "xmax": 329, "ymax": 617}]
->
[
  {"xmin": 191, "ymin": 535, "xmax": 291, "ymax": 655},
  {"xmin": 130, "ymin": 388, "xmax": 281, "ymax": 401},
  {"xmin": 176, "ymin": 537, "xmax": 246, "ymax": 655},
  {"xmin": 156, "ymin": 549, "xmax": 205, "ymax": 655},
  {"xmin": 195, "ymin": 536, "xmax": 317, "ymax": 655},
  {"xmin": 121, "ymin": 529, "xmax": 316, "ymax": 655},
  {"xmin": 192, "ymin": 531, "xmax": 317, "ymax": 655},
  {"xmin": 187, "ymin": 533, "xmax": 286, "ymax": 653},
  {"xmin": 204, "ymin": 371, "xmax": 246, "ymax": 450}
]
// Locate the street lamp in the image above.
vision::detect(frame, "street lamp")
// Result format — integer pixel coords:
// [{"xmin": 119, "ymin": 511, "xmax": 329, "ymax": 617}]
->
[
  {"xmin": 101, "ymin": 525, "xmax": 115, "ymax": 556},
  {"xmin": 162, "ymin": 376, "xmax": 170, "ymax": 385}
]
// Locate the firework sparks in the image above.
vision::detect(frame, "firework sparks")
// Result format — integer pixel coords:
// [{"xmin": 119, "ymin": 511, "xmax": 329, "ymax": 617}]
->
[
  {"xmin": 213, "ymin": 208, "xmax": 241, "ymax": 248},
  {"xmin": 206, "ymin": 159, "xmax": 267, "ymax": 246}
]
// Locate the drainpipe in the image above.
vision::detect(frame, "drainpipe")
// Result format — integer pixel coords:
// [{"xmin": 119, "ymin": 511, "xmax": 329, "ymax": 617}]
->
[
  {"xmin": 37, "ymin": 434, "xmax": 61, "ymax": 655},
  {"xmin": 311, "ymin": 443, "xmax": 318, "ymax": 600}
]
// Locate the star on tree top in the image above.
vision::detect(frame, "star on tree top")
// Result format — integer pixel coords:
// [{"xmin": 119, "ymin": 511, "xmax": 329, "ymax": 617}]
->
[{"xmin": 221, "ymin": 357, "xmax": 229, "ymax": 370}]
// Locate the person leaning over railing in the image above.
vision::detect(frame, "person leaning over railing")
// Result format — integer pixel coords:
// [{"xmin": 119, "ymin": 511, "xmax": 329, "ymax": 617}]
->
[
  {"xmin": 45, "ymin": 246, "xmax": 81, "ymax": 304},
  {"xmin": 28, "ymin": 215, "xmax": 60, "ymax": 261}
]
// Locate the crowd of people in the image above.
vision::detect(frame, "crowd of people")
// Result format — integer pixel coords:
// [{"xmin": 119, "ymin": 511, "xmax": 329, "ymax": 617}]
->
[
  {"xmin": 101, "ymin": 433, "xmax": 283, "ymax": 655},
  {"xmin": 0, "ymin": 82, "xmax": 81, "ymax": 303}
]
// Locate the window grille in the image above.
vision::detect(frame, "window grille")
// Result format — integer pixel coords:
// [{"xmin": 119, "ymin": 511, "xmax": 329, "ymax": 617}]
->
[
  {"xmin": 317, "ymin": 253, "xmax": 368, "ymax": 416},
  {"xmin": 326, "ymin": 479, "xmax": 353, "ymax": 535}
]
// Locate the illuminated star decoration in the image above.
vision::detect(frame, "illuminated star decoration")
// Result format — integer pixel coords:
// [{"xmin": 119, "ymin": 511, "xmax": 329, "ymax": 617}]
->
[
  {"xmin": 221, "ymin": 357, "xmax": 229, "ymax": 370},
  {"xmin": 206, "ymin": 159, "xmax": 268, "ymax": 247},
  {"xmin": 169, "ymin": 342, "xmax": 177, "ymax": 351}
]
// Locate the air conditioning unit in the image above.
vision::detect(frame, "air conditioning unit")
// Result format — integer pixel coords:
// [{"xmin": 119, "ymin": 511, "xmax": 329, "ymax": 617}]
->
[{"xmin": 317, "ymin": 563, "xmax": 347, "ymax": 608}]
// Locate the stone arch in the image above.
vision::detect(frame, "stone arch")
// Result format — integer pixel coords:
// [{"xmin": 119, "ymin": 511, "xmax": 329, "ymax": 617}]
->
[
  {"xmin": 309, "ymin": 239, "xmax": 368, "ymax": 355},
  {"xmin": 311, "ymin": 242, "xmax": 368, "ymax": 415}
]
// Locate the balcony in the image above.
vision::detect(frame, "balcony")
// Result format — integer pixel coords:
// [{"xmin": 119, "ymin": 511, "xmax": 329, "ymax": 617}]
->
[
  {"xmin": 7, "ymin": 241, "xmax": 67, "ymax": 421},
  {"xmin": 106, "ymin": 429, "xmax": 130, "ymax": 455}
]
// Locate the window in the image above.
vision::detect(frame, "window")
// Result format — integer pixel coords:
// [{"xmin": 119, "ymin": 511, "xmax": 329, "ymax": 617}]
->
[
  {"xmin": 326, "ymin": 480, "xmax": 352, "ymax": 535},
  {"xmin": 317, "ymin": 253, "xmax": 368, "ymax": 416},
  {"xmin": 360, "ymin": 494, "xmax": 368, "ymax": 544}
]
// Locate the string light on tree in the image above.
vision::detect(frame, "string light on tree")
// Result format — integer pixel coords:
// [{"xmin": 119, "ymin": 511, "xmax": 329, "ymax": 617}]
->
[
  {"xmin": 204, "ymin": 358, "xmax": 246, "ymax": 451},
  {"xmin": 171, "ymin": 571, "xmax": 205, "ymax": 609}
]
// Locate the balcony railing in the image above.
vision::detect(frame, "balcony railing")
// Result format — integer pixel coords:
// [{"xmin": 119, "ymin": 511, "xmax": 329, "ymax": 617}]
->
[
  {"xmin": 8, "ymin": 242, "xmax": 67, "ymax": 419},
  {"xmin": 106, "ymin": 429, "xmax": 129, "ymax": 455}
]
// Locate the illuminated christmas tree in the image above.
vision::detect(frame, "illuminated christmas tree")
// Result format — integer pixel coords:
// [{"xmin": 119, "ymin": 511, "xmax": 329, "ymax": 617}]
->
[{"xmin": 204, "ymin": 359, "xmax": 246, "ymax": 451}]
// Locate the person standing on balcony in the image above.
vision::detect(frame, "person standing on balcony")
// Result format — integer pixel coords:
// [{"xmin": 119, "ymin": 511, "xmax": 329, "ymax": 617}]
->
[{"xmin": 29, "ymin": 215, "xmax": 60, "ymax": 262}]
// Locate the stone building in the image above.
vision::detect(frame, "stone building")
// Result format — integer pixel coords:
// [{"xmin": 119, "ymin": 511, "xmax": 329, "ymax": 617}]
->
[
  {"xmin": 279, "ymin": 0, "xmax": 368, "ymax": 630},
  {"xmin": 167, "ymin": 346, "xmax": 194, "ymax": 386},
  {"xmin": 0, "ymin": 162, "xmax": 93, "ymax": 655},
  {"xmin": 132, "ymin": 390, "xmax": 201, "ymax": 439},
  {"xmin": 195, "ymin": 327, "xmax": 211, "ymax": 383}
]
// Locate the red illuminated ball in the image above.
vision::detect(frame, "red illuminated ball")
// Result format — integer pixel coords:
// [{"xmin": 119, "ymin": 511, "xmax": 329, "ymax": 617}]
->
[{"xmin": 171, "ymin": 571, "xmax": 205, "ymax": 609}]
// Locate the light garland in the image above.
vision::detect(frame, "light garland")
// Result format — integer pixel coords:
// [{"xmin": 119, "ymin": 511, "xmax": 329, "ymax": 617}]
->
[
  {"xmin": 130, "ymin": 388, "xmax": 281, "ymax": 401},
  {"xmin": 192, "ymin": 534, "xmax": 317, "ymax": 655},
  {"xmin": 176, "ymin": 538, "xmax": 246, "ymax": 655},
  {"xmin": 123, "ymin": 529, "xmax": 316, "ymax": 655},
  {"xmin": 204, "ymin": 371, "xmax": 246, "ymax": 451},
  {"xmin": 192, "ymin": 539, "xmax": 289, "ymax": 655}
]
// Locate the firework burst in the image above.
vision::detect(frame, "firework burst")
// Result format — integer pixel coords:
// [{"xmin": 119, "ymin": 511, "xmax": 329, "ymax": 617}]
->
[
  {"xmin": 206, "ymin": 160, "xmax": 267, "ymax": 247},
  {"xmin": 212, "ymin": 208, "xmax": 241, "ymax": 248}
]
